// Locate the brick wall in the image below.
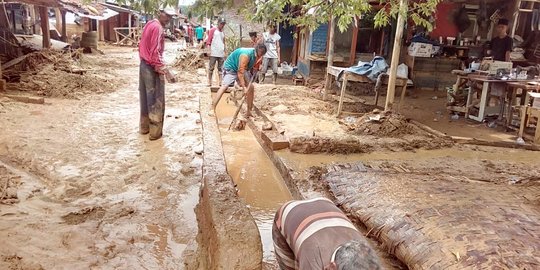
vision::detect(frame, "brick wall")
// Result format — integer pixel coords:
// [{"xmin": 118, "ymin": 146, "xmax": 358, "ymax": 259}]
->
[{"xmin": 311, "ymin": 23, "xmax": 328, "ymax": 53}]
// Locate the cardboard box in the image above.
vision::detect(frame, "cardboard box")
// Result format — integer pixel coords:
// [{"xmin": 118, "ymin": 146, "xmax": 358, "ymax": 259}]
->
[
  {"xmin": 488, "ymin": 61, "xmax": 513, "ymax": 74},
  {"xmin": 530, "ymin": 92, "xmax": 540, "ymax": 108},
  {"xmin": 408, "ymin": 43, "xmax": 433, "ymax": 57}
]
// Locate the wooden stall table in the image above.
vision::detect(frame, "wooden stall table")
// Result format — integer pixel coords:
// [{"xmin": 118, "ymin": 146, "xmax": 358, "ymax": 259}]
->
[
  {"xmin": 448, "ymin": 70, "xmax": 472, "ymax": 114},
  {"xmin": 325, "ymin": 66, "xmax": 408, "ymax": 116},
  {"xmin": 465, "ymin": 75, "xmax": 539, "ymax": 122},
  {"xmin": 518, "ymin": 106, "xmax": 540, "ymax": 144},
  {"xmin": 505, "ymin": 82, "xmax": 540, "ymax": 130}
]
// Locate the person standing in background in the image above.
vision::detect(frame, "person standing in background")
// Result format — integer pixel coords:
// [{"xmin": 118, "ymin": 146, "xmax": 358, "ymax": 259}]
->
[
  {"xmin": 249, "ymin": 31, "xmax": 260, "ymax": 47},
  {"xmin": 259, "ymin": 24, "xmax": 281, "ymax": 84},
  {"xmin": 187, "ymin": 24, "xmax": 194, "ymax": 46},
  {"xmin": 195, "ymin": 25, "xmax": 204, "ymax": 44},
  {"xmin": 206, "ymin": 18, "xmax": 226, "ymax": 86},
  {"xmin": 138, "ymin": 8, "xmax": 176, "ymax": 140},
  {"xmin": 489, "ymin": 19, "xmax": 513, "ymax": 62}
]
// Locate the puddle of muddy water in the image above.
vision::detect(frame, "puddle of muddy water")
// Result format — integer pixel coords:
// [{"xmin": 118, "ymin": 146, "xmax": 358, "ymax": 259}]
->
[{"xmin": 214, "ymin": 94, "xmax": 292, "ymax": 263}]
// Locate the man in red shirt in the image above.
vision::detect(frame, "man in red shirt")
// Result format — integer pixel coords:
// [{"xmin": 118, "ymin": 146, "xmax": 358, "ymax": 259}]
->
[{"xmin": 138, "ymin": 8, "xmax": 176, "ymax": 140}]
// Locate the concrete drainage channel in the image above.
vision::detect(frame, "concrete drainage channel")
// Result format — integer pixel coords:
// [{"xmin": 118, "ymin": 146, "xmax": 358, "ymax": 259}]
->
[
  {"xmin": 214, "ymin": 93, "xmax": 293, "ymax": 267},
  {"xmin": 193, "ymin": 87, "xmax": 296, "ymax": 269},
  {"xmin": 192, "ymin": 88, "xmax": 264, "ymax": 269}
]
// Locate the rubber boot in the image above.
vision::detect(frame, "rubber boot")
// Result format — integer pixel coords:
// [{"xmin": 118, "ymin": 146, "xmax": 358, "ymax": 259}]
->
[
  {"xmin": 272, "ymin": 74, "xmax": 277, "ymax": 84},
  {"xmin": 259, "ymin": 73, "xmax": 266, "ymax": 84}
]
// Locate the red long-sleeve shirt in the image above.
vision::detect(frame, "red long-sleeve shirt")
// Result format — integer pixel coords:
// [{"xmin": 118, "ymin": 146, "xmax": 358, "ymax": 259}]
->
[
  {"xmin": 205, "ymin": 27, "xmax": 216, "ymax": 46},
  {"xmin": 139, "ymin": 19, "xmax": 165, "ymax": 71}
]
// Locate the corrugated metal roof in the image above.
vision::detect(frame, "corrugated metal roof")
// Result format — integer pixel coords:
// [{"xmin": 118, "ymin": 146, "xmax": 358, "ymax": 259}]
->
[{"xmin": 6, "ymin": 0, "xmax": 106, "ymax": 15}]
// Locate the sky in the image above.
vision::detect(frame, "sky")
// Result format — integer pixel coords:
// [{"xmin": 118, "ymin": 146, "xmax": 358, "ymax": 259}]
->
[{"xmin": 178, "ymin": 0, "xmax": 196, "ymax": 5}]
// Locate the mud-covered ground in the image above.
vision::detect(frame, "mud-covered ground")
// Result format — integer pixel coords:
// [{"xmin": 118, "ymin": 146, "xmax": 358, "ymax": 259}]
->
[
  {"xmin": 0, "ymin": 45, "xmax": 204, "ymax": 269},
  {"xmin": 254, "ymin": 85, "xmax": 452, "ymax": 154}
]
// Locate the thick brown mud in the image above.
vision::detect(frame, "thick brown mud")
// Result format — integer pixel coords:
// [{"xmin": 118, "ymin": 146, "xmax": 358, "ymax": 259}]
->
[{"xmin": 0, "ymin": 45, "xmax": 203, "ymax": 269}]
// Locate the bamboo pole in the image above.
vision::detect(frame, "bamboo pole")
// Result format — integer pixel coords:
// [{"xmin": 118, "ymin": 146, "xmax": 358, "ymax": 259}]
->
[
  {"xmin": 323, "ymin": 16, "xmax": 335, "ymax": 101},
  {"xmin": 385, "ymin": 0, "xmax": 408, "ymax": 111}
]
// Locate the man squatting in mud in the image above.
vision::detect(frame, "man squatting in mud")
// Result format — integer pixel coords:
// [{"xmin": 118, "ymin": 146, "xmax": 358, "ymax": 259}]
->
[
  {"xmin": 273, "ymin": 198, "xmax": 382, "ymax": 270},
  {"xmin": 138, "ymin": 8, "xmax": 176, "ymax": 140},
  {"xmin": 212, "ymin": 44, "xmax": 267, "ymax": 117}
]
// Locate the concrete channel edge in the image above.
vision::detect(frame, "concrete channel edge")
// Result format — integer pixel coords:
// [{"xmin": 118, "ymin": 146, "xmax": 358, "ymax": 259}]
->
[{"xmin": 193, "ymin": 88, "xmax": 262, "ymax": 270}]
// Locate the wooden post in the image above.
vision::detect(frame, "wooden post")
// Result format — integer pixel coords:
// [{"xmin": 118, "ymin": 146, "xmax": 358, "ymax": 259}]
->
[
  {"xmin": 98, "ymin": 19, "xmax": 104, "ymax": 41},
  {"xmin": 54, "ymin": 8, "xmax": 61, "ymax": 33},
  {"xmin": 10, "ymin": 7, "xmax": 16, "ymax": 32},
  {"xmin": 239, "ymin": 24, "xmax": 242, "ymax": 46},
  {"xmin": 323, "ymin": 17, "xmax": 336, "ymax": 100},
  {"xmin": 291, "ymin": 28, "xmax": 299, "ymax": 65},
  {"xmin": 31, "ymin": 6, "xmax": 38, "ymax": 34},
  {"xmin": 384, "ymin": 0, "xmax": 407, "ymax": 111},
  {"xmin": 39, "ymin": 6, "xmax": 50, "ymax": 49},
  {"xmin": 349, "ymin": 22, "xmax": 359, "ymax": 65},
  {"xmin": 61, "ymin": 10, "xmax": 67, "ymax": 41},
  {"xmin": 0, "ymin": 4, "xmax": 10, "ymax": 29}
]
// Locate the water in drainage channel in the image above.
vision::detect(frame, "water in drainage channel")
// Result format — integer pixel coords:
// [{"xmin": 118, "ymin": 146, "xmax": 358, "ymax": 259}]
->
[{"xmin": 214, "ymin": 94, "xmax": 292, "ymax": 266}]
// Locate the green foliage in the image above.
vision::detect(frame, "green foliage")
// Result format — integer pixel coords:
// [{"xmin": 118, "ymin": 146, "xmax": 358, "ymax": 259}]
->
[
  {"xmin": 191, "ymin": 0, "xmax": 234, "ymax": 19},
  {"xmin": 242, "ymin": 0, "xmax": 442, "ymax": 33},
  {"xmin": 115, "ymin": 0, "xmax": 179, "ymax": 15}
]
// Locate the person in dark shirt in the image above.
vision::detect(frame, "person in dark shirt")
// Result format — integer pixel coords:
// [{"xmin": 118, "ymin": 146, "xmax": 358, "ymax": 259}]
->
[{"xmin": 489, "ymin": 18, "xmax": 513, "ymax": 61}]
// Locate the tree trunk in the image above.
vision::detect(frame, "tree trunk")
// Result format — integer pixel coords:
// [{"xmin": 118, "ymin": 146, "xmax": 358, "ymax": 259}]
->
[{"xmin": 385, "ymin": 0, "xmax": 407, "ymax": 111}]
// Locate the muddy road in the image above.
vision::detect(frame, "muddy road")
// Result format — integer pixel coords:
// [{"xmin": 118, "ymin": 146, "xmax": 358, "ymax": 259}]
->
[{"xmin": 0, "ymin": 46, "xmax": 203, "ymax": 269}]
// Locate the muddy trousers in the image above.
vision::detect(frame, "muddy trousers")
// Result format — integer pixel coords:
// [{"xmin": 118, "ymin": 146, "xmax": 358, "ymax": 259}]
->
[{"xmin": 139, "ymin": 60, "xmax": 165, "ymax": 139}]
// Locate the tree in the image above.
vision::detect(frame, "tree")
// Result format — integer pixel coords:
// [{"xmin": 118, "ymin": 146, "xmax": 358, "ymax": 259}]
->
[
  {"xmin": 191, "ymin": 0, "xmax": 234, "ymax": 19},
  {"xmin": 116, "ymin": 0, "xmax": 179, "ymax": 15},
  {"xmin": 242, "ymin": 0, "xmax": 441, "ymax": 33}
]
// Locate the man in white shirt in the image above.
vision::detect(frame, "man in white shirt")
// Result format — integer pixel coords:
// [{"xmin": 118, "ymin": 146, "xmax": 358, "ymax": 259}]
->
[
  {"xmin": 206, "ymin": 18, "xmax": 226, "ymax": 86},
  {"xmin": 259, "ymin": 24, "xmax": 281, "ymax": 84}
]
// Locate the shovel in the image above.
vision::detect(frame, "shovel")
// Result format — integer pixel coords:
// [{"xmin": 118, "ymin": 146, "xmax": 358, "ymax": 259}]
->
[{"xmin": 228, "ymin": 71, "xmax": 258, "ymax": 130}]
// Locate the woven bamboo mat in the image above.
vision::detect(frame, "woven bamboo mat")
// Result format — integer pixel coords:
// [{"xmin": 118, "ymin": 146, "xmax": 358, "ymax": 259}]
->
[{"xmin": 323, "ymin": 163, "xmax": 540, "ymax": 269}]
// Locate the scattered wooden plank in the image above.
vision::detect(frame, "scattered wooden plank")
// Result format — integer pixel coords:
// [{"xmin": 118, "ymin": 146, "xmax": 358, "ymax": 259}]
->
[
  {"xmin": 210, "ymin": 86, "xmax": 231, "ymax": 93},
  {"xmin": 2, "ymin": 54, "xmax": 30, "ymax": 70},
  {"xmin": 3, "ymin": 94, "xmax": 44, "ymax": 104},
  {"xmin": 261, "ymin": 130, "xmax": 289, "ymax": 150},
  {"xmin": 410, "ymin": 119, "xmax": 451, "ymax": 139},
  {"xmin": 451, "ymin": 136, "xmax": 540, "ymax": 151}
]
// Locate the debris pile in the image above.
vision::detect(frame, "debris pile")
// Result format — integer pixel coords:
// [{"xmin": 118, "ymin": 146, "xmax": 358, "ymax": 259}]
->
[
  {"xmin": 2, "ymin": 50, "xmax": 121, "ymax": 99},
  {"xmin": 2, "ymin": 50, "xmax": 76, "ymax": 81},
  {"xmin": 172, "ymin": 49, "xmax": 205, "ymax": 69},
  {"xmin": 343, "ymin": 110, "xmax": 417, "ymax": 137}
]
